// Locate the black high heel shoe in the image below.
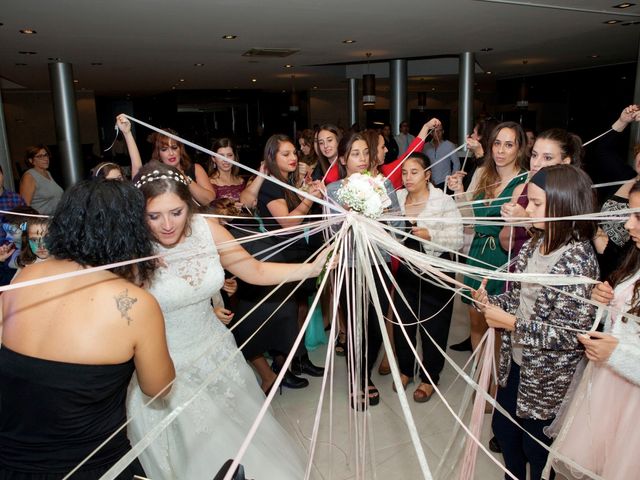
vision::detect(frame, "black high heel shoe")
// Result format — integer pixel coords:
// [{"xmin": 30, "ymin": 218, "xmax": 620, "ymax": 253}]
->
[{"xmin": 271, "ymin": 362, "xmax": 309, "ymax": 389}]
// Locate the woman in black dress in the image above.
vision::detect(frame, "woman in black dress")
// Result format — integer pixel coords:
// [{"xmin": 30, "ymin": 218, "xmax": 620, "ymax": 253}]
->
[{"xmin": 0, "ymin": 179, "xmax": 175, "ymax": 479}]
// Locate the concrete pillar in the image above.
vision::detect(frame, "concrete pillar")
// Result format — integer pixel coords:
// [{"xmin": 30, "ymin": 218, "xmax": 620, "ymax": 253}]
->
[
  {"xmin": 390, "ymin": 59, "xmax": 408, "ymax": 136},
  {"xmin": 48, "ymin": 62, "xmax": 82, "ymax": 187},
  {"xmin": 348, "ymin": 78, "xmax": 359, "ymax": 128},
  {"xmin": 458, "ymin": 52, "xmax": 475, "ymax": 148},
  {"xmin": 0, "ymin": 89, "xmax": 15, "ymax": 189}
]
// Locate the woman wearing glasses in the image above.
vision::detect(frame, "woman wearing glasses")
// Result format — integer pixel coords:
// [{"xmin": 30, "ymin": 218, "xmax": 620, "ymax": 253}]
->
[{"xmin": 20, "ymin": 145, "xmax": 64, "ymax": 215}]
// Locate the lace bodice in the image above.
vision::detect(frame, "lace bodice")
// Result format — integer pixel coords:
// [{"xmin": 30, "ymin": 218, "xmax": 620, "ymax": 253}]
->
[
  {"xmin": 127, "ymin": 214, "xmax": 305, "ymax": 479},
  {"xmin": 148, "ymin": 215, "xmax": 226, "ymax": 358}
]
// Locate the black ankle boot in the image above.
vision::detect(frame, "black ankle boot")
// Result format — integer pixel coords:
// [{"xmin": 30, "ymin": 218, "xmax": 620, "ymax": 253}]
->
[
  {"xmin": 272, "ymin": 362, "xmax": 309, "ymax": 389},
  {"xmin": 291, "ymin": 354, "xmax": 325, "ymax": 377}
]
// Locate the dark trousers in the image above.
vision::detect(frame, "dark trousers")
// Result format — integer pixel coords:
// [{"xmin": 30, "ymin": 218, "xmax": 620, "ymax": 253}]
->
[
  {"xmin": 393, "ymin": 264, "xmax": 454, "ymax": 385},
  {"xmin": 339, "ymin": 266, "xmax": 389, "ymax": 391},
  {"xmin": 492, "ymin": 362, "xmax": 554, "ymax": 480}
]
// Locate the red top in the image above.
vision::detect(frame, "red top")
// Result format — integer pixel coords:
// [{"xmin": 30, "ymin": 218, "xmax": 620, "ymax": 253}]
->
[{"xmin": 323, "ymin": 136, "xmax": 426, "ymax": 189}]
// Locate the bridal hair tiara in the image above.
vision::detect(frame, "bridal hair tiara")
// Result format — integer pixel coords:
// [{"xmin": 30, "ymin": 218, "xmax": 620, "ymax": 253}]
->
[{"xmin": 134, "ymin": 169, "xmax": 190, "ymax": 188}]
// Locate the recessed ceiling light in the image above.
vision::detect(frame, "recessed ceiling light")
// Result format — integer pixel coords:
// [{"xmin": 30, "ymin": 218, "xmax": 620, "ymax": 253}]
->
[
  {"xmin": 284, "ymin": 64, "xmax": 293, "ymax": 68},
  {"xmin": 15, "ymin": 63, "xmax": 27, "ymax": 66},
  {"xmin": 486, "ymin": 71, "xmax": 492, "ymax": 75},
  {"xmin": 312, "ymin": 86, "xmax": 319, "ymax": 89},
  {"xmin": 342, "ymin": 39, "xmax": 356, "ymax": 44},
  {"xmin": 589, "ymin": 54, "xmax": 600, "ymax": 58},
  {"xmin": 480, "ymin": 47, "xmax": 493, "ymax": 52},
  {"xmin": 179, "ymin": 78, "xmax": 185, "ymax": 82},
  {"xmin": 73, "ymin": 79, "xmax": 79, "ymax": 83},
  {"xmin": 171, "ymin": 86, "xmax": 176, "ymax": 90},
  {"xmin": 622, "ymin": 76, "xmax": 628, "ymax": 80},
  {"xmin": 281, "ymin": 89, "xmax": 286, "ymax": 93},
  {"xmin": 613, "ymin": 3, "xmax": 635, "ymax": 8},
  {"xmin": 222, "ymin": 35, "xmax": 237, "ymax": 39},
  {"xmin": 431, "ymin": 87, "xmax": 436, "ymax": 91},
  {"xmin": 18, "ymin": 51, "xmax": 37, "ymax": 55},
  {"xmin": 91, "ymin": 62, "xmax": 103, "ymax": 66},
  {"xmin": 251, "ymin": 78, "xmax": 257, "ymax": 83},
  {"xmin": 604, "ymin": 19, "xmax": 622, "ymax": 24},
  {"xmin": 19, "ymin": 28, "xmax": 36, "ymax": 34},
  {"xmin": 194, "ymin": 63, "xmax": 204, "ymax": 67}
]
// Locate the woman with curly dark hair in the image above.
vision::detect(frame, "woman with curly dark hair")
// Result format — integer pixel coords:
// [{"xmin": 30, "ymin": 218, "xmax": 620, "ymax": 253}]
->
[{"xmin": 0, "ymin": 179, "xmax": 175, "ymax": 479}]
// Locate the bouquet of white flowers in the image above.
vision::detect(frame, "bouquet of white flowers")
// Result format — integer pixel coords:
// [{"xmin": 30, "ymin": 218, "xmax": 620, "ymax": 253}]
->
[{"xmin": 336, "ymin": 172, "xmax": 391, "ymax": 219}]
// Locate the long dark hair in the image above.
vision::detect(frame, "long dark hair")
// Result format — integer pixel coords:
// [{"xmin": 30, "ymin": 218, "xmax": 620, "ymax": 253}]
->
[
  {"xmin": 535, "ymin": 128, "xmax": 583, "ymax": 168},
  {"xmin": 610, "ymin": 180, "xmax": 640, "ymax": 317},
  {"xmin": 298, "ymin": 129, "xmax": 319, "ymax": 166},
  {"xmin": 530, "ymin": 164, "xmax": 597, "ymax": 254},
  {"xmin": 134, "ymin": 161, "xmax": 196, "ymax": 226},
  {"xmin": 263, "ymin": 134, "xmax": 301, "ymax": 211},
  {"xmin": 210, "ymin": 138, "xmax": 240, "ymax": 177},
  {"xmin": 337, "ymin": 132, "xmax": 369, "ymax": 179},
  {"xmin": 477, "ymin": 121, "xmax": 528, "ymax": 199},
  {"xmin": 46, "ymin": 179, "xmax": 157, "ymax": 285},
  {"xmin": 317, "ymin": 124, "xmax": 342, "ymax": 173}
]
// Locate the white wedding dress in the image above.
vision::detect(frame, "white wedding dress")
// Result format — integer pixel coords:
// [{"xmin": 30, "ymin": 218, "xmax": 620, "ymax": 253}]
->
[{"xmin": 127, "ymin": 215, "xmax": 306, "ymax": 479}]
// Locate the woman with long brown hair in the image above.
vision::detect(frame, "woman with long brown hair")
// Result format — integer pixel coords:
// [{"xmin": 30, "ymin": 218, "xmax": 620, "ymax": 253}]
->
[
  {"xmin": 208, "ymin": 137, "xmax": 246, "ymax": 201},
  {"xmin": 448, "ymin": 121, "xmax": 528, "ymax": 351}
]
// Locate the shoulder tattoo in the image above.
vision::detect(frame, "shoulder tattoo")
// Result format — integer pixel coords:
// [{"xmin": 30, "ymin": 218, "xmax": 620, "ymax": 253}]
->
[{"xmin": 114, "ymin": 289, "xmax": 138, "ymax": 325}]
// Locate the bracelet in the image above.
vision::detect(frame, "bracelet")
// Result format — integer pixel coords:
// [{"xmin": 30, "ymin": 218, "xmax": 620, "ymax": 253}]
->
[{"xmin": 186, "ymin": 176, "xmax": 193, "ymax": 185}]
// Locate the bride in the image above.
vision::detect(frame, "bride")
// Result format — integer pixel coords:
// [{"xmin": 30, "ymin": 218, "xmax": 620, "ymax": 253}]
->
[{"xmin": 127, "ymin": 162, "xmax": 328, "ymax": 479}]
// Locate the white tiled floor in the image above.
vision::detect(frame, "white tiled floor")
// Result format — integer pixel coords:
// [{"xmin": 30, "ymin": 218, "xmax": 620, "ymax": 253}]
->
[{"xmin": 268, "ymin": 295, "xmax": 506, "ymax": 479}]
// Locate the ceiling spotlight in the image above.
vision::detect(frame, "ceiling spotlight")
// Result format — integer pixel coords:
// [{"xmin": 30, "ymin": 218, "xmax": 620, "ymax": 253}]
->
[
  {"xmin": 486, "ymin": 71, "xmax": 492, "ymax": 75},
  {"xmin": 251, "ymin": 78, "xmax": 257, "ymax": 83},
  {"xmin": 604, "ymin": 19, "xmax": 622, "ymax": 24},
  {"xmin": 431, "ymin": 87, "xmax": 436, "ymax": 91},
  {"xmin": 194, "ymin": 63, "xmax": 204, "ymax": 67},
  {"xmin": 171, "ymin": 86, "xmax": 176, "ymax": 90},
  {"xmin": 284, "ymin": 64, "xmax": 293, "ymax": 68},
  {"xmin": 179, "ymin": 78, "xmax": 185, "ymax": 82},
  {"xmin": 222, "ymin": 35, "xmax": 237, "ymax": 39},
  {"xmin": 480, "ymin": 47, "xmax": 493, "ymax": 52},
  {"xmin": 613, "ymin": 3, "xmax": 635, "ymax": 8},
  {"xmin": 19, "ymin": 28, "xmax": 37, "ymax": 34},
  {"xmin": 342, "ymin": 39, "xmax": 356, "ymax": 44},
  {"xmin": 18, "ymin": 51, "xmax": 37, "ymax": 55},
  {"xmin": 73, "ymin": 79, "xmax": 79, "ymax": 83},
  {"xmin": 589, "ymin": 54, "xmax": 600, "ymax": 58},
  {"xmin": 312, "ymin": 86, "xmax": 319, "ymax": 89}
]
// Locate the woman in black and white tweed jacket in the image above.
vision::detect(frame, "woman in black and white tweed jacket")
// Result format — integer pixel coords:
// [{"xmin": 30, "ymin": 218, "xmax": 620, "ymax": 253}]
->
[{"xmin": 474, "ymin": 165, "xmax": 599, "ymax": 480}]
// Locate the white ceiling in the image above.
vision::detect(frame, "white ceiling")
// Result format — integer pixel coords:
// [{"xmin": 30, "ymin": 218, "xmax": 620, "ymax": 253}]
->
[{"xmin": 1, "ymin": 0, "xmax": 639, "ymax": 95}]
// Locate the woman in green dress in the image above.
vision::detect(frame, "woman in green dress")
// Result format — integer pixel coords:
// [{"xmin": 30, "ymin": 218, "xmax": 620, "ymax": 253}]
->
[{"xmin": 448, "ymin": 121, "xmax": 528, "ymax": 350}]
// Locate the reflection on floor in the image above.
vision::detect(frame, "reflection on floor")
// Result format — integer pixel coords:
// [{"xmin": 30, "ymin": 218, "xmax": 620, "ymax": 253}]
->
[{"xmin": 267, "ymin": 294, "xmax": 505, "ymax": 479}]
